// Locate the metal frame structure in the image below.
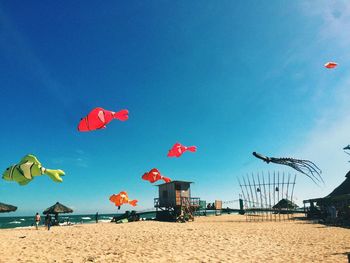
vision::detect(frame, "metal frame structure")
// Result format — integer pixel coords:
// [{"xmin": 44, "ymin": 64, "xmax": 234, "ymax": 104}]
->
[{"xmin": 238, "ymin": 171, "xmax": 297, "ymax": 221}]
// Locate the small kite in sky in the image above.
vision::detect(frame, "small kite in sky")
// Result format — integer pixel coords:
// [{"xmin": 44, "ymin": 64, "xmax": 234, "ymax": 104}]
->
[
  {"xmin": 343, "ymin": 145, "xmax": 350, "ymax": 158},
  {"xmin": 2, "ymin": 154, "xmax": 65, "ymax": 186},
  {"xmin": 142, "ymin": 168, "xmax": 171, "ymax": 183},
  {"xmin": 252, "ymin": 152, "xmax": 323, "ymax": 185},
  {"xmin": 167, "ymin": 143, "xmax": 197, "ymax": 158},
  {"xmin": 78, "ymin": 107, "xmax": 128, "ymax": 132},
  {"xmin": 109, "ymin": 191, "xmax": 138, "ymax": 210},
  {"xmin": 324, "ymin": 62, "xmax": 338, "ymax": 69}
]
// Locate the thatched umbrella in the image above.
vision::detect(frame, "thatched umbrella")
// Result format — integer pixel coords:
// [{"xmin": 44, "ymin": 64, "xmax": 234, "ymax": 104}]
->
[
  {"xmin": 43, "ymin": 202, "xmax": 73, "ymax": 214},
  {"xmin": 273, "ymin": 199, "xmax": 299, "ymax": 209},
  {"xmin": 43, "ymin": 202, "xmax": 73, "ymax": 225},
  {"xmin": 0, "ymin": 202, "xmax": 17, "ymax": 213}
]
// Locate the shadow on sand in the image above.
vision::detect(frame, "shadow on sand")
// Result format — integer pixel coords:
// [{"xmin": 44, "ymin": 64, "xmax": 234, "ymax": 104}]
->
[{"xmin": 292, "ymin": 215, "xmax": 350, "ymax": 229}]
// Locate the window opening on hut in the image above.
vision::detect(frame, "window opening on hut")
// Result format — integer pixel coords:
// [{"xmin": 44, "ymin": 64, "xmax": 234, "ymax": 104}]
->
[{"xmin": 175, "ymin": 184, "xmax": 181, "ymax": 190}]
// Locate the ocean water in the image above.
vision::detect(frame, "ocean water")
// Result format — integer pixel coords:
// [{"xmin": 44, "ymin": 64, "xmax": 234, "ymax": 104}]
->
[
  {"xmin": 0, "ymin": 212, "xmax": 156, "ymax": 229},
  {"xmin": 0, "ymin": 210, "xmax": 229, "ymax": 229}
]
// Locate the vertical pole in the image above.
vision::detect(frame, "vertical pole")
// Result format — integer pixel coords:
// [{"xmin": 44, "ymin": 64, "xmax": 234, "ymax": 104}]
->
[
  {"xmin": 238, "ymin": 178, "xmax": 247, "ymax": 221},
  {"xmin": 262, "ymin": 171, "xmax": 268, "ymax": 221},
  {"xmin": 278, "ymin": 171, "xmax": 280, "ymax": 221},
  {"xmin": 273, "ymin": 171, "xmax": 276, "ymax": 221},
  {"xmin": 247, "ymin": 174, "xmax": 256, "ymax": 221},
  {"xmin": 268, "ymin": 171, "xmax": 272, "ymax": 221},
  {"xmin": 251, "ymin": 173, "xmax": 260, "ymax": 221},
  {"xmin": 286, "ymin": 173, "xmax": 291, "ymax": 220},
  {"xmin": 281, "ymin": 172, "xmax": 285, "ymax": 221},
  {"xmin": 257, "ymin": 172, "xmax": 263, "ymax": 221},
  {"xmin": 290, "ymin": 174, "xmax": 297, "ymax": 220},
  {"xmin": 243, "ymin": 176, "xmax": 252, "ymax": 221},
  {"xmin": 238, "ymin": 178, "xmax": 247, "ymax": 207}
]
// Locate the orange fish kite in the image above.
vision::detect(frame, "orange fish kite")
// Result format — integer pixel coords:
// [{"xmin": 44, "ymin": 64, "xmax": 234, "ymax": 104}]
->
[
  {"xmin": 324, "ymin": 62, "xmax": 337, "ymax": 69},
  {"xmin": 142, "ymin": 168, "xmax": 171, "ymax": 184},
  {"xmin": 109, "ymin": 191, "xmax": 138, "ymax": 210}
]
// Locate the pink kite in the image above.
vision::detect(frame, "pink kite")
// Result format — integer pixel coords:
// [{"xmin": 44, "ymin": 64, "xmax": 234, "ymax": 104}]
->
[
  {"xmin": 324, "ymin": 62, "xmax": 338, "ymax": 69},
  {"xmin": 167, "ymin": 143, "xmax": 197, "ymax": 158},
  {"xmin": 142, "ymin": 168, "xmax": 171, "ymax": 183},
  {"xmin": 78, "ymin": 107, "xmax": 128, "ymax": 132}
]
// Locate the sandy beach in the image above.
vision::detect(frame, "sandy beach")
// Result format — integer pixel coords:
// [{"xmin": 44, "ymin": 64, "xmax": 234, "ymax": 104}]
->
[{"xmin": 0, "ymin": 214, "xmax": 349, "ymax": 263}]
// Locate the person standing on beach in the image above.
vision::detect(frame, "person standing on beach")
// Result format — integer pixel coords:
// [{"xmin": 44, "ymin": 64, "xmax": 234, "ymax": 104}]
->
[
  {"xmin": 95, "ymin": 212, "xmax": 99, "ymax": 223},
  {"xmin": 34, "ymin": 213, "xmax": 41, "ymax": 230},
  {"xmin": 45, "ymin": 214, "xmax": 52, "ymax": 230},
  {"xmin": 54, "ymin": 213, "xmax": 58, "ymax": 225}
]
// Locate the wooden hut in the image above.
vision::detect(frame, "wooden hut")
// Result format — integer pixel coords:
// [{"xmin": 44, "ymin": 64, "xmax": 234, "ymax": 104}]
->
[
  {"xmin": 303, "ymin": 170, "xmax": 350, "ymax": 222},
  {"xmin": 154, "ymin": 181, "xmax": 200, "ymax": 222}
]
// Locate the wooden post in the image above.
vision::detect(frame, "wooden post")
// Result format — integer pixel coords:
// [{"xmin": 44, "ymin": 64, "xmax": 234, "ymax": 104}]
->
[
  {"xmin": 256, "ymin": 172, "xmax": 263, "ymax": 221},
  {"xmin": 278, "ymin": 171, "xmax": 280, "ymax": 221},
  {"xmin": 238, "ymin": 178, "xmax": 247, "ymax": 219},
  {"xmin": 286, "ymin": 173, "xmax": 291, "ymax": 220},
  {"xmin": 262, "ymin": 171, "xmax": 268, "ymax": 221},
  {"xmin": 290, "ymin": 174, "xmax": 297, "ymax": 220},
  {"xmin": 273, "ymin": 171, "xmax": 276, "ymax": 222},
  {"xmin": 268, "ymin": 171, "xmax": 272, "ymax": 221},
  {"xmin": 243, "ymin": 176, "xmax": 252, "ymax": 221},
  {"xmin": 247, "ymin": 175, "xmax": 256, "ymax": 221},
  {"xmin": 281, "ymin": 172, "xmax": 285, "ymax": 221},
  {"xmin": 251, "ymin": 173, "xmax": 259, "ymax": 221}
]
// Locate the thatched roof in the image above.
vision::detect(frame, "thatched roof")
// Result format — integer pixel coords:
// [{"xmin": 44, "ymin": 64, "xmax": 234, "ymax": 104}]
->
[
  {"xmin": 304, "ymin": 171, "xmax": 350, "ymax": 204},
  {"xmin": 273, "ymin": 199, "xmax": 298, "ymax": 209},
  {"xmin": 326, "ymin": 171, "xmax": 350, "ymax": 198},
  {"xmin": 0, "ymin": 202, "xmax": 17, "ymax": 213},
  {"xmin": 43, "ymin": 202, "xmax": 73, "ymax": 214}
]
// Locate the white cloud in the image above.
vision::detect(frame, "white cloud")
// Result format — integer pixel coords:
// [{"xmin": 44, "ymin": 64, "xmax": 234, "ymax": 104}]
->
[
  {"xmin": 302, "ymin": 1, "xmax": 350, "ymax": 48},
  {"xmin": 51, "ymin": 151, "xmax": 89, "ymax": 168},
  {"xmin": 285, "ymin": 1, "xmax": 350, "ymax": 201},
  {"xmin": 235, "ymin": 2, "xmax": 350, "ymax": 205},
  {"xmin": 292, "ymin": 100, "xmax": 350, "ymax": 190}
]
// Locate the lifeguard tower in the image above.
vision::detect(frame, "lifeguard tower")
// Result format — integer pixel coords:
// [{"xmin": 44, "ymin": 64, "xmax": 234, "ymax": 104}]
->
[{"xmin": 154, "ymin": 181, "xmax": 200, "ymax": 222}]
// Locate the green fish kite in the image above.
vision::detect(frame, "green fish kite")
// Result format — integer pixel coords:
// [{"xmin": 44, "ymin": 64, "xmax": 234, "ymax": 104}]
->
[{"xmin": 2, "ymin": 154, "xmax": 65, "ymax": 186}]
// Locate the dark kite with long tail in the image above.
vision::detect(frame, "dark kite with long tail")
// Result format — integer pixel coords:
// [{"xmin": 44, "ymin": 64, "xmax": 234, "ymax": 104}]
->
[{"xmin": 252, "ymin": 152, "xmax": 323, "ymax": 185}]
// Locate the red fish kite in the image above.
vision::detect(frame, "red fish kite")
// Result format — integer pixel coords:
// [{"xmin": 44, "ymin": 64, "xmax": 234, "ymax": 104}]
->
[
  {"xmin": 142, "ymin": 168, "xmax": 171, "ymax": 183},
  {"xmin": 78, "ymin": 107, "xmax": 128, "ymax": 132},
  {"xmin": 167, "ymin": 143, "xmax": 197, "ymax": 158},
  {"xmin": 324, "ymin": 62, "xmax": 338, "ymax": 69},
  {"xmin": 109, "ymin": 191, "xmax": 138, "ymax": 210}
]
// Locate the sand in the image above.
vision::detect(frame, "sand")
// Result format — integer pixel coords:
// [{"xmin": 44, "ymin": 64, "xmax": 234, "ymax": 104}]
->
[{"xmin": 0, "ymin": 214, "xmax": 349, "ymax": 263}]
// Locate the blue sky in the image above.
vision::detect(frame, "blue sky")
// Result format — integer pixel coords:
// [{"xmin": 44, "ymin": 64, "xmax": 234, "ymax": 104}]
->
[{"xmin": 1, "ymin": 1, "xmax": 350, "ymax": 216}]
